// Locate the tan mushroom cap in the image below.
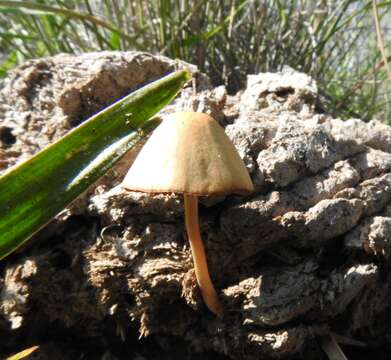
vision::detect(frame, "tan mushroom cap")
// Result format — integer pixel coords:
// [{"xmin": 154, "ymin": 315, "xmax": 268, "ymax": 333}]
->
[{"xmin": 122, "ymin": 112, "xmax": 254, "ymax": 196}]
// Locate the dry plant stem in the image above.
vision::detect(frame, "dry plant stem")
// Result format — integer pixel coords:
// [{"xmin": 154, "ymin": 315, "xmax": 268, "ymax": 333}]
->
[{"xmin": 184, "ymin": 194, "xmax": 223, "ymax": 316}]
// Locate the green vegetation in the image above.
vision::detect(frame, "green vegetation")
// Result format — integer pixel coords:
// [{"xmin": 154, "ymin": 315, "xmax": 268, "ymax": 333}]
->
[
  {"xmin": 0, "ymin": 1, "xmax": 390, "ymax": 122},
  {"xmin": 0, "ymin": 69, "xmax": 191, "ymax": 260}
]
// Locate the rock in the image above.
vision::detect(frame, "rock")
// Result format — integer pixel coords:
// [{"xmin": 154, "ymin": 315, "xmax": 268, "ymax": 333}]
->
[{"xmin": 2, "ymin": 52, "xmax": 391, "ymax": 359}]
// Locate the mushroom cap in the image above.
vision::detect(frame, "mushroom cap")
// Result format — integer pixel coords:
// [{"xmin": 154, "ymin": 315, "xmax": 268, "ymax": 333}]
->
[{"xmin": 122, "ymin": 112, "xmax": 254, "ymax": 196}]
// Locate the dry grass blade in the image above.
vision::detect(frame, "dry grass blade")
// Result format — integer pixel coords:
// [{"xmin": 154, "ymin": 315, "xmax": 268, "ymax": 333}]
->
[
  {"xmin": 336, "ymin": 54, "xmax": 391, "ymax": 110},
  {"xmin": 372, "ymin": 0, "xmax": 391, "ymax": 82},
  {"xmin": 320, "ymin": 334, "xmax": 348, "ymax": 360},
  {"xmin": 5, "ymin": 345, "xmax": 39, "ymax": 360}
]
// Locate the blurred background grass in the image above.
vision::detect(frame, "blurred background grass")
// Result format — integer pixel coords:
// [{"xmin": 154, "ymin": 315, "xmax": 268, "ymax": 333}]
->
[{"xmin": 0, "ymin": 0, "xmax": 390, "ymax": 122}]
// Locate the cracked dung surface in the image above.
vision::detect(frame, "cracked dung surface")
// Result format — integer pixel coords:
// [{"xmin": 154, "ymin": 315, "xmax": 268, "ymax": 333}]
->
[{"xmin": 1, "ymin": 52, "xmax": 391, "ymax": 359}]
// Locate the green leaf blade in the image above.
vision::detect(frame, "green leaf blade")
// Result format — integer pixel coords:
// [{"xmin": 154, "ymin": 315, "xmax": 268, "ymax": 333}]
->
[{"xmin": 0, "ymin": 69, "xmax": 191, "ymax": 260}]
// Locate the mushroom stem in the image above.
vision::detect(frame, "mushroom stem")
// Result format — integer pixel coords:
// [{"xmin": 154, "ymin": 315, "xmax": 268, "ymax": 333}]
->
[{"xmin": 184, "ymin": 194, "xmax": 223, "ymax": 316}]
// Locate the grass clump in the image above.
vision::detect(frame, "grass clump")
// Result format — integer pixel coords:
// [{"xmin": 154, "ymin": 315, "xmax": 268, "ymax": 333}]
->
[{"xmin": 0, "ymin": 0, "xmax": 390, "ymax": 122}]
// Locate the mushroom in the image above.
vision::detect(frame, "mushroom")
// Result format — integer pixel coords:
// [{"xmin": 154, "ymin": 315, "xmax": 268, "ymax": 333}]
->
[{"xmin": 122, "ymin": 112, "xmax": 253, "ymax": 316}]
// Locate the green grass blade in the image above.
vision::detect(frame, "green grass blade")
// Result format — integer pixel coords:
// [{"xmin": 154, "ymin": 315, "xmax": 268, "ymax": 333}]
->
[
  {"xmin": 0, "ymin": 69, "xmax": 191, "ymax": 260},
  {"xmin": 0, "ymin": 51, "xmax": 18, "ymax": 77},
  {"xmin": 0, "ymin": 0, "xmax": 138, "ymax": 46}
]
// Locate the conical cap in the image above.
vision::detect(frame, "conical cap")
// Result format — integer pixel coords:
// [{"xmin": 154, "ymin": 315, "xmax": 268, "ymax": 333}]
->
[{"xmin": 122, "ymin": 112, "xmax": 254, "ymax": 196}]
